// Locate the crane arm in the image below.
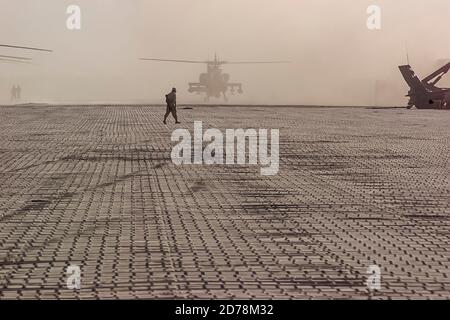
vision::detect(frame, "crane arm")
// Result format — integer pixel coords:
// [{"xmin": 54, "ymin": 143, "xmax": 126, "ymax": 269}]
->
[{"xmin": 422, "ymin": 62, "xmax": 450, "ymax": 86}]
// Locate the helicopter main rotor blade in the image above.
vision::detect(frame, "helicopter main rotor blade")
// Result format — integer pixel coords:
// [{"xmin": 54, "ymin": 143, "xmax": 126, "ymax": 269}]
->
[
  {"xmin": 140, "ymin": 58, "xmax": 207, "ymax": 64},
  {"xmin": 223, "ymin": 61, "xmax": 291, "ymax": 64},
  {"xmin": 0, "ymin": 44, "xmax": 52, "ymax": 52},
  {"xmin": 0, "ymin": 54, "xmax": 32, "ymax": 61},
  {"xmin": 0, "ymin": 57, "xmax": 31, "ymax": 64}
]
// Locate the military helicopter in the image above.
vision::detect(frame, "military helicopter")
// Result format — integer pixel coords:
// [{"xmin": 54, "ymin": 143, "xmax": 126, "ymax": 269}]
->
[
  {"xmin": 399, "ymin": 62, "xmax": 450, "ymax": 109},
  {"xmin": 140, "ymin": 54, "xmax": 288, "ymax": 101}
]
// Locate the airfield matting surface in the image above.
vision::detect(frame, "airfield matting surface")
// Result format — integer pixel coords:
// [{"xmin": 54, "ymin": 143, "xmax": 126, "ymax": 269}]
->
[{"xmin": 0, "ymin": 105, "xmax": 449, "ymax": 299}]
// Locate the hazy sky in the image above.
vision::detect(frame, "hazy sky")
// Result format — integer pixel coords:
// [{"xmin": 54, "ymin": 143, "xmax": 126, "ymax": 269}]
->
[{"xmin": 1, "ymin": 0, "xmax": 450, "ymax": 105}]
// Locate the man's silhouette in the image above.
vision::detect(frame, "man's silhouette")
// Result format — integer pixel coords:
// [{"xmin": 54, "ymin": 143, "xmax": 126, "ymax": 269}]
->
[
  {"xmin": 16, "ymin": 85, "xmax": 21, "ymax": 100},
  {"xmin": 10, "ymin": 85, "xmax": 17, "ymax": 101},
  {"xmin": 164, "ymin": 88, "xmax": 180, "ymax": 124}
]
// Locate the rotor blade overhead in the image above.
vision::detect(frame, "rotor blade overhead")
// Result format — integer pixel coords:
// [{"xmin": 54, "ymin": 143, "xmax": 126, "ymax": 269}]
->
[
  {"xmin": 0, "ymin": 58, "xmax": 31, "ymax": 64},
  {"xmin": 140, "ymin": 58, "xmax": 207, "ymax": 64},
  {"xmin": 0, "ymin": 54, "xmax": 32, "ymax": 61},
  {"xmin": 0, "ymin": 44, "xmax": 52, "ymax": 52},
  {"xmin": 224, "ymin": 61, "xmax": 291, "ymax": 64},
  {"xmin": 140, "ymin": 57, "xmax": 290, "ymax": 65}
]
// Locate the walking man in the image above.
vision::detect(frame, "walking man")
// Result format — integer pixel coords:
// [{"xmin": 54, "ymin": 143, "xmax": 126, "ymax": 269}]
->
[{"xmin": 164, "ymin": 87, "xmax": 180, "ymax": 124}]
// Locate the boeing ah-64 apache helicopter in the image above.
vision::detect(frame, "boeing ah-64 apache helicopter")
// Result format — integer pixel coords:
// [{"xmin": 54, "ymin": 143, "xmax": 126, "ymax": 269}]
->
[
  {"xmin": 399, "ymin": 62, "xmax": 450, "ymax": 109},
  {"xmin": 140, "ymin": 54, "xmax": 288, "ymax": 102}
]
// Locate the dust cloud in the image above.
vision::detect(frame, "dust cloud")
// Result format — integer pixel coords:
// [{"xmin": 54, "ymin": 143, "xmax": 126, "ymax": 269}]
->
[{"xmin": 1, "ymin": 0, "xmax": 450, "ymax": 106}]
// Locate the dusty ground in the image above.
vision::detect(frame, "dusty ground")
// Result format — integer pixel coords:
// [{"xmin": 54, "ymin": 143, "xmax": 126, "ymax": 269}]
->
[{"xmin": 0, "ymin": 105, "xmax": 449, "ymax": 299}]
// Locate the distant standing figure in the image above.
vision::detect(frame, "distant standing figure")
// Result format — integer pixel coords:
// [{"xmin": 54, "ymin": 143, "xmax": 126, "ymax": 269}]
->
[
  {"xmin": 10, "ymin": 85, "xmax": 17, "ymax": 101},
  {"xmin": 164, "ymin": 87, "xmax": 180, "ymax": 124},
  {"xmin": 16, "ymin": 85, "xmax": 22, "ymax": 100}
]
